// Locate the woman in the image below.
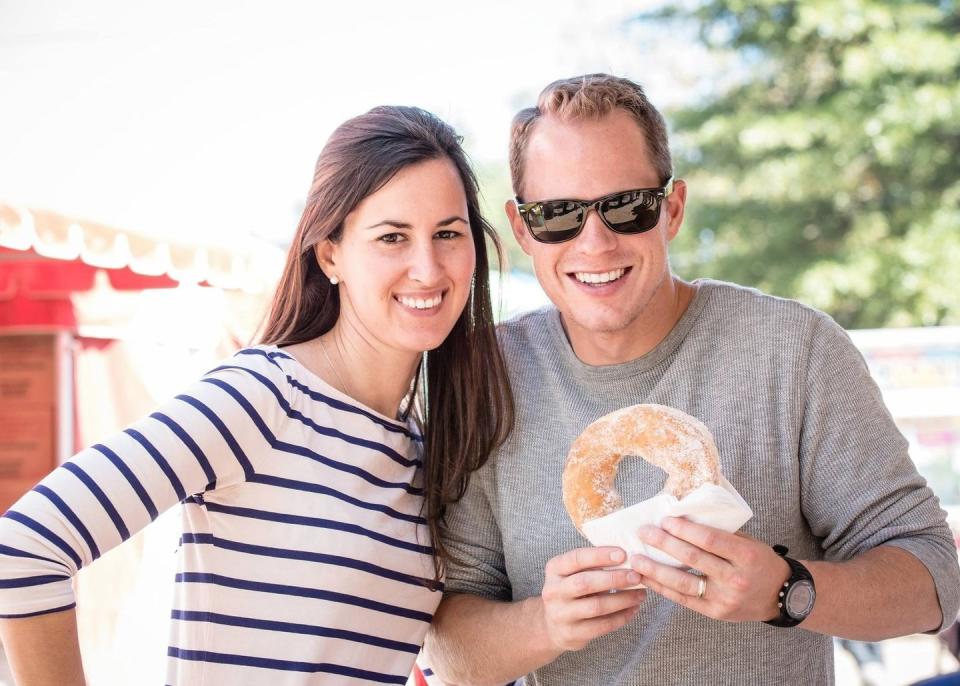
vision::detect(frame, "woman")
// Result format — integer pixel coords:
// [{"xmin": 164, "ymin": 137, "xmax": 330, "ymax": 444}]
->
[{"xmin": 0, "ymin": 106, "xmax": 513, "ymax": 685}]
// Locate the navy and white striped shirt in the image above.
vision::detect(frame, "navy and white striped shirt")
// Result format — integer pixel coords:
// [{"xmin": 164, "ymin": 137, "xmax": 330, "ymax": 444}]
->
[{"xmin": 0, "ymin": 346, "xmax": 441, "ymax": 685}]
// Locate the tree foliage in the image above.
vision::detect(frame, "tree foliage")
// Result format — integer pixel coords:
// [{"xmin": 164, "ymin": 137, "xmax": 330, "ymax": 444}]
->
[
  {"xmin": 476, "ymin": 160, "xmax": 531, "ymax": 274},
  {"xmin": 649, "ymin": 0, "xmax": 960, "ymax": 328}
]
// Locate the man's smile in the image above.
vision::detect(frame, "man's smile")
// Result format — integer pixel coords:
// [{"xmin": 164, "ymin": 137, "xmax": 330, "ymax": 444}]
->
[{"xmin": 568, "ymin": 266, "xmax": 632, "ymax": 287}]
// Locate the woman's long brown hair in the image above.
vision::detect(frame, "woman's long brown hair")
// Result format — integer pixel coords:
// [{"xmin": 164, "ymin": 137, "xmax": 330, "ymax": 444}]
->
[{"xmin": 260, "ymin": 106, "xmax": 513, "ymax": 582}]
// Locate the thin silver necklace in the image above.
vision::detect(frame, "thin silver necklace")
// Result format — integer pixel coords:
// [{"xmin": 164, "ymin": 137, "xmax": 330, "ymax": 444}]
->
[{"xmin": 319, "ymin": 337, "xmax": 352, "ymax": 398}]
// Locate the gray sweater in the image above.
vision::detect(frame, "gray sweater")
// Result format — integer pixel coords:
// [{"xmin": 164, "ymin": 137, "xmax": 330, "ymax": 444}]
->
[{"xmin": 441, "ymin": 279, "xmax": 960, "ymax": 686}]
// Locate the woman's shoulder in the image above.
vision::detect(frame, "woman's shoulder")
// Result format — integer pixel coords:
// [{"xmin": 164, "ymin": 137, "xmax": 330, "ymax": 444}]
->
[
  {"xmin": 232, "ymin": 344, "xmax": 423, "ymax": 445},
  {"xmin": 220, "ymin": 343, "xmax": 289, "ymax": 372},
  {"xmin": 197, "ymin": 344, "xmax": 297, "ymax": 407}
]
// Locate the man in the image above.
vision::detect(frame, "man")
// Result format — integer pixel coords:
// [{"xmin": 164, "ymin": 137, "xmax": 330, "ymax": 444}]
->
[{"xmin": 423, "ymin": 74, "xmax": 960, "ymax": 685}]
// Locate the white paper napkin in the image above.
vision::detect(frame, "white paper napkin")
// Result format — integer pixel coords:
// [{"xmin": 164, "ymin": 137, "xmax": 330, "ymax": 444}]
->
[{"xmin": 581, "ymin": 477, "xmax": 753, "ymax": 569}]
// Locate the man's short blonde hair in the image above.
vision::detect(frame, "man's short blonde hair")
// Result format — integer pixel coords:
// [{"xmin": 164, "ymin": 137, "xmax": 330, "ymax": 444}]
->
[{"xmin": 508, "ymin": 73, "xmax": 673, "ymax": 198}]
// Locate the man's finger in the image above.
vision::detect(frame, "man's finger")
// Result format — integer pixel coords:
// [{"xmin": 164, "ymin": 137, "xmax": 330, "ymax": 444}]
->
[
  {"xmin": 545, "ymin": 546, "xmax": 627, "ymax": 578},
  {"xmin": 629, "ymin": 555, "xmax": 703, "ymax": 597},
  {"xmin": 637, "ymin": 525, "xmax": 727, "ymax": 576},
  {"xmin": 660, "ymin": 517, "xmax": 748, "ymax": 560},
  {"xmin": 569, "ymin": 603, "xmax": 643, "ymax": 643},
  {"xmin": 557, "ymin": 568, "xmax": 642, "ymax": 600},
  {"xmin": 566, "ymin": 588, "xmax": 646, "ymax": 622},
  {"xmin": 635, "ymin": 573, "xmax": 708, "ymax": 613}
]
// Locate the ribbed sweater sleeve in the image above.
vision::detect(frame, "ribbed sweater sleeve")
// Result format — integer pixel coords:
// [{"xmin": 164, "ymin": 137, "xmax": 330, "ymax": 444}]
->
[{"xmin": 799, "ymin": 313, "xmax": 960, "ymax": 630}]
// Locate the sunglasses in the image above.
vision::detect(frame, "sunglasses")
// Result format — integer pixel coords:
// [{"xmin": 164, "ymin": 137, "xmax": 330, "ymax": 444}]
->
[{"xmin": 515, "ymin": 178, "xmax": 674, "ymax": 244}]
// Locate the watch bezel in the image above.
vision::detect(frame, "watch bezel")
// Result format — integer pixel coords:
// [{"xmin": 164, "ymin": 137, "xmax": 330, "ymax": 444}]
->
[
  {"xmin": 764, "ymin": 545, "xmax": 816, "ymax": 628},
  {"xmin": 784, "ymin": 578, "xmax": 816, "ymax": 620}
]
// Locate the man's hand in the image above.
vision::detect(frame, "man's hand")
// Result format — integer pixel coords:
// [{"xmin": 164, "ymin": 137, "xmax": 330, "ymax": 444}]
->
[
  {"xmin": 629, "ymin": 517, "xmax": 789, "ymax": 622},
  {"xmin": 540, "ymin": 546, "xmax": 647, "ymax": 652}
]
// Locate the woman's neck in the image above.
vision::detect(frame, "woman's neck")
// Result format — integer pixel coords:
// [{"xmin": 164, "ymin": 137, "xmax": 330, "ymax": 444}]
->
[{"xmin": 292, "ymin": 322, "xmax": 421, "ymax": 420}]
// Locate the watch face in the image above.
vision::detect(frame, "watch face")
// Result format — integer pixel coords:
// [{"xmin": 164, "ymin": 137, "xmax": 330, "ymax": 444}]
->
[{"xmin": 785, "ymin": 580, "xmax": 815, "ymax": 619}]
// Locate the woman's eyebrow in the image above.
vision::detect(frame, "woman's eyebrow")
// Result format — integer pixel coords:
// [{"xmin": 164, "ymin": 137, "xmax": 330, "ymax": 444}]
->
[
  {"xmin": 365, "ymin": 219, "xmax": 410, "ymax": 230},
  {"xmin": 437, "ymin": 216, "xmax": 468, "ymax": 227},
  {"xmin": 365, "ymin": 215, "xmax": 467, "ymax": 230}
]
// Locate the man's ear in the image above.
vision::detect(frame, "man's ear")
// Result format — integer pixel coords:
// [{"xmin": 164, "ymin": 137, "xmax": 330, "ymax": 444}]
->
[
  {"xmin": 504, "ymin": 200, "xmax": 534, "ymax": 256},
  {"xmin": 665, "ymin": 179, "xmax": 687, "ymax": 242}
]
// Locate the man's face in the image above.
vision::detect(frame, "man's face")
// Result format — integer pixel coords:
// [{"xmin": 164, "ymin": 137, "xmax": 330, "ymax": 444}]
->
[{"xmin": 506, "ymin": 109, "xmax": 686, "ymax": 355}]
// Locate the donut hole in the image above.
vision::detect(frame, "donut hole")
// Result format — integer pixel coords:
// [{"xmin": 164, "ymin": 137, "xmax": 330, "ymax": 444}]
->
[{"xmin": 612, "ymin": 452, "xmax": 669, "ymax": 510}]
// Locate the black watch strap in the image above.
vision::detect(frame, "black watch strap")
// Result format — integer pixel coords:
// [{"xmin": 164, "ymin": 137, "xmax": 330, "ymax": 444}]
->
[{"xmin": 764, "ymin": 544, "xmax": 815, "ymax": 628}]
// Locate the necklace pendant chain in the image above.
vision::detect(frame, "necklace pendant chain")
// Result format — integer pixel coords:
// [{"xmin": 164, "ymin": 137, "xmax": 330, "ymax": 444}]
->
[{"xmin": 320, "ymin": 338, "xmax": 352, "ymax": 399}]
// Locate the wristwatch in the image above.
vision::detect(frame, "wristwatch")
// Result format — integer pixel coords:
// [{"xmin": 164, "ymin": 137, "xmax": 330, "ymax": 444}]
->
[{"xmin": 764, "ymin": 544, "xmax": 816, "ymax": 628}]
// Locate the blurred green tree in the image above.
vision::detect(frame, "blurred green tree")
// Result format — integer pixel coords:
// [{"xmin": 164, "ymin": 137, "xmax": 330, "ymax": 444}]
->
[
  {"xmin": 646, "ymin": 0, "xmax": 960, "ymax": 328},
  {"xmin": 476, "ymin": 160, "xmax": 532, "ymax": 274}
]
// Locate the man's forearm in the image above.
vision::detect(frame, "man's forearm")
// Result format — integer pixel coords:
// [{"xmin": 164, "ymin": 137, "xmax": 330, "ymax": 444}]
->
[
  {"xmin": 425, "ymin": 593, "xmax": 560, "ymax": 685},
  {"xmin": 801, "ymin": 545, "xmax": 943, "ymax": 640}
]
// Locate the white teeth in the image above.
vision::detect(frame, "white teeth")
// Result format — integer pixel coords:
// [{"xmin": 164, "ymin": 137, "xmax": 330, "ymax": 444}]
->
[
  {"xmin": 397, "ymin": 294, "xmax": 443, "ymax": 309},
  {"xmin": 574, "ymin": 268, "xmax": 626, "ymax": 284}
]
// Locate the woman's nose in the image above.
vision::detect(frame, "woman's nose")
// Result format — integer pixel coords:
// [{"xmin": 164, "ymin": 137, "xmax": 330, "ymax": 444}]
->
[{"xmin": 408, "ymin": 241, "xmax": 443, "ymax": 285}]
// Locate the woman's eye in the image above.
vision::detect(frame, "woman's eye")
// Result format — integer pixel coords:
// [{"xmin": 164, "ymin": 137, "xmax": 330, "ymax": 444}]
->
[
  {"xmin": 436, "ymin": 229, "xmax": 463, "ymax": 240},
  {"xmin": 378, "ymin": 233, "xmax": 404, "ymax": 244}
]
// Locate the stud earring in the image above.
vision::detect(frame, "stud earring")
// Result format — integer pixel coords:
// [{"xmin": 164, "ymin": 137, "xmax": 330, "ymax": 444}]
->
[{"xmin": 329, "ymin": 275, "xmax": 340, "ymax": 285}]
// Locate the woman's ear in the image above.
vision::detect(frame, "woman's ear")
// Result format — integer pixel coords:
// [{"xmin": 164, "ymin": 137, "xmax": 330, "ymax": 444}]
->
[{"xmin": 314, "ymin": 240, "xmax": 338, "ymax": 283}]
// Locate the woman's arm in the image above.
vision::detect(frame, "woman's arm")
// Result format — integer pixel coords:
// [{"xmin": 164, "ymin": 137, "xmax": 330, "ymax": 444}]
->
[
  {"xmin": 0, "ymin": 359, "xmax": 279, "ymax": 679},
  {"xmin": 0, "ymin": 608, "xmax": 85, "ymax": 686}
]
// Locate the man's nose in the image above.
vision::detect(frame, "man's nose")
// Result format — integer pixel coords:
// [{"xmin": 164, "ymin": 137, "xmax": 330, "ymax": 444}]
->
[{"xmin": 574, "ymin": 206, "xmax": 617, "ymax": 254}]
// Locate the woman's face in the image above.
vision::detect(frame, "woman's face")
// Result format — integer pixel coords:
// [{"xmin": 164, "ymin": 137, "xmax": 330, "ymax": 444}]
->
[{"xmin": 319, "ymin": 157, "xmax": 477, "ymax": 356}]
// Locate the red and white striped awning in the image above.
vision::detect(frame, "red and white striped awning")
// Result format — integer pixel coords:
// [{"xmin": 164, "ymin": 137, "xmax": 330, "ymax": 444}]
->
[
  {"xmin": 0, "ymin": 203, "xmax": 284, "ymax": 331},
  {"xmin": 0, "ymin": 203, "xmax": 284, "ymax": 293}
]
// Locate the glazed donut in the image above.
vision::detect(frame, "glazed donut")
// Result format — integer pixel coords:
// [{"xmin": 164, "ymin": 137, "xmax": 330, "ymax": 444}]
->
[{"xmin": 562, "ymin": 404, "xmax": 722, "ymax": 533}]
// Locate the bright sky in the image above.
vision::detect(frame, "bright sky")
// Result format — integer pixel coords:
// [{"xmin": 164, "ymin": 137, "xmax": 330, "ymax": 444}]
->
[{"xmin": 0, "ymin": 0, "xmax": 704, "ymax": 246}]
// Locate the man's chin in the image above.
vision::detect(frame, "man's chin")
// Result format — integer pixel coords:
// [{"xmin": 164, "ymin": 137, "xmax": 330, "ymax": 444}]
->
[{"xmin": 562, "ymin": 309, "xmax": 636, "ymax": 337}]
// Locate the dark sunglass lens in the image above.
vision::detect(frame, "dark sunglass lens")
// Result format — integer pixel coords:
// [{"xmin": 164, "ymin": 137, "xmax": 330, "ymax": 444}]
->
[
  {"xmin": 531, "ymin": 200, "xmax": 584, "ymax": 243},
  {"xmin": 601, "ymin": 191, "xmax": 660, "ymax": 233}
]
